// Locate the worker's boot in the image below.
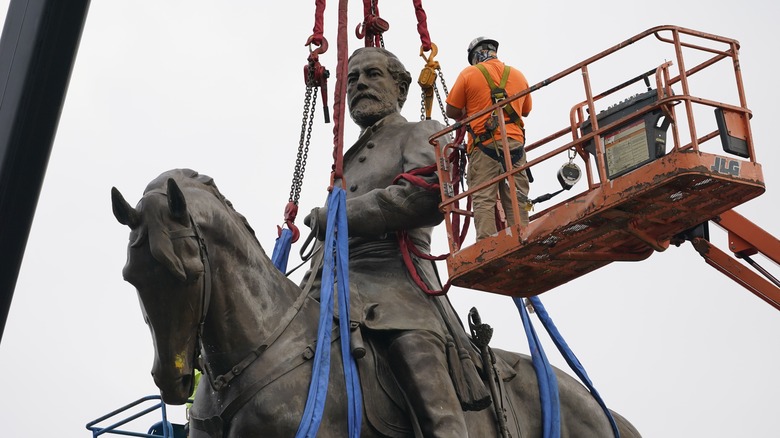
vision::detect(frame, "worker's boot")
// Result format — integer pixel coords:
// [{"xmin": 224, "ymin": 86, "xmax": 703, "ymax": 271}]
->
[{"xmin": 387, "ymin": 330, "xmax": 469, "ymax": 438}]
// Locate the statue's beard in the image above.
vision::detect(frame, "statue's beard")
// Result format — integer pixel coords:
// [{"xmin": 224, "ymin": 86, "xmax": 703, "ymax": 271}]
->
[{"xmin": 349, "ymin": 95, "xmax": 398, "ymax": 128}]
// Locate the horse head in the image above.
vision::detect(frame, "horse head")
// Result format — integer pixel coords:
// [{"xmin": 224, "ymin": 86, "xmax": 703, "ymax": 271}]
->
[{"xmin": 111, "ymin": 169, "xmax": 212, "ymax": 404}]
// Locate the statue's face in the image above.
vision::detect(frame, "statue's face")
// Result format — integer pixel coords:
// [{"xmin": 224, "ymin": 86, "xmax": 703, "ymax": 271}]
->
[{"xmin": 347, "ymin": 50, "xmax": 403, "ymax": 129}]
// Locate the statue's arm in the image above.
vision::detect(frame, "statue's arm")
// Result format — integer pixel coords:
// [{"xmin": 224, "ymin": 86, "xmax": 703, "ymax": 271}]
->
[
  {"xmin": 345, "ymin": 179, "xmax": 442, "ymax": 236},
  {"xmin": 344, "ymin": 120, "xmax": 445, "ymax": 237}
]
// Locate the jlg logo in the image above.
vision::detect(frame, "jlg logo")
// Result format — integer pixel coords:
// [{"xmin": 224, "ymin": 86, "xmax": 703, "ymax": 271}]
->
[{"xmin": 711, "ymin": 156, "xmax": 740, "ymax": 177}]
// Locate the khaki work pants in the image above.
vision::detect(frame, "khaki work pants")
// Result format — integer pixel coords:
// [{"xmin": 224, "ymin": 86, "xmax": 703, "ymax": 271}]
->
[{"xmin": 467, "ymin": 138, "xmax": 530, "ymax": 240}]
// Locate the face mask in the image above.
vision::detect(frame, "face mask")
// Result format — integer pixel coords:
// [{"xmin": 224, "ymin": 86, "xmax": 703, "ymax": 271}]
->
[
  {"xmin": 471, "ymin": 49, "xmax": 496, "ymax": 65},
  {"xmin": 476, "ymin": 51, "xmax": 493, "ymax": 63}
]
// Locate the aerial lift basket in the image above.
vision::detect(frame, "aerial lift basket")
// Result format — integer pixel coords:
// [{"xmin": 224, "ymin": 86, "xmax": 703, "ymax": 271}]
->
[{"xmin": 433, "ymin": 26, "xmax": 765, "ymax": 297}]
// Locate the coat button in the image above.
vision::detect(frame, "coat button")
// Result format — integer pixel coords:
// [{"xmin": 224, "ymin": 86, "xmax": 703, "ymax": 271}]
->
[
  {"xmin": 366, "ymin": 141, "xmax": 375, "ymax": 149},
  {"xmin": 358, "ymin": 156, "xmax": 366, "ymax": 162},
  {"xmin": 350, "ymin": 184, "xmax": 358, "ymax": 192}
]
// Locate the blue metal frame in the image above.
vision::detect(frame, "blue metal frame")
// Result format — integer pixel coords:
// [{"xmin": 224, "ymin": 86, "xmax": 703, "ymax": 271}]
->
[{"xmin": 85, "ymin": 395, "xmax": 189, "ymax": 438}]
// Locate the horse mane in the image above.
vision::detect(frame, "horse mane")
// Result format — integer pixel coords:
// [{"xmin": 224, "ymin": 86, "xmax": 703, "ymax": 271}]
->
[
  {"xmin": 129, "ymin": 169, "xmax": 261, "ymax": 281},
  {"xmin": 143, "ymin": 168, "xmax": 258, "ymax": 241}
]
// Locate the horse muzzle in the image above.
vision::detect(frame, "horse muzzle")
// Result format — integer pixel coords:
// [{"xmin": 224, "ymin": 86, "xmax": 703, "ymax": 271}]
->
[{"xmin": 153, "ymin": 366, "xmax": 195, "ymax": 405}]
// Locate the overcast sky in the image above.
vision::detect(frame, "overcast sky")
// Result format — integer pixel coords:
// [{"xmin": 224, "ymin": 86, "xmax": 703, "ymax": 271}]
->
[{"xmin": 1, "ymin": 1, "xmax": 779, "ymax": 437}]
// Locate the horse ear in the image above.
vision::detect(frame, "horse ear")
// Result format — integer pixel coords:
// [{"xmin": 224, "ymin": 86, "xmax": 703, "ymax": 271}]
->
[
  {"xmin": 167, "ymin": 178, "xmax": 188, "ymax": 225},
  {"xmin": 111, "ymin": 187, "xmax": 140, "ymax": 228}
]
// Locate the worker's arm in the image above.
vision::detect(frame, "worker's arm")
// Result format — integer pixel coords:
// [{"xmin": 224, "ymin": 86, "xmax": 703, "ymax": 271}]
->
[{"xmin": 446, "ymin": 103, "xmax": 465, "ymax": 120}]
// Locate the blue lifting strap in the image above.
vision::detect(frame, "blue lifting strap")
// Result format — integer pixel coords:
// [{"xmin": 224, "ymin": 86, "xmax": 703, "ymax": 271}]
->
[
  {"xmin": 514, "ymin": 297, "xmax": 561, "ymax": 438},
  {"xmin": 271, "ymin": 227, "xmax": 295, "ymax": 272},
  {"xmin": 527, "ymin": 296, "xmax": 620, "ymax": 437},
  {"xmin": 515, "ymin": 296, "xmax": 620, "ymax": 438},
  {"xmin": 295, "ymin": 186, "xmax": 362, "ymax": 438}
]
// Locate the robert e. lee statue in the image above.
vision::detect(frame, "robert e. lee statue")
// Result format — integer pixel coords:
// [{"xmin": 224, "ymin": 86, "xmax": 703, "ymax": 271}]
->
[{"xmin": 302, "ymin": 47, "xmax": 488, "ymax": 437}]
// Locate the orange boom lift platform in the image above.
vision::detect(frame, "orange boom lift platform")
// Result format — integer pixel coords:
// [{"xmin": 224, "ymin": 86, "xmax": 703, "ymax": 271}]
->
[{"xmin": 432, "ymin": 26, "xmax": 777, "ymax": 307}]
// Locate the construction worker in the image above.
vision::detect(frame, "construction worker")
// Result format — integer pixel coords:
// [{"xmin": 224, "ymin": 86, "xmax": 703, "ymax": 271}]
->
[{"xmin": 446, "ymin": 37, "xmax": 533, "ymax": 240}]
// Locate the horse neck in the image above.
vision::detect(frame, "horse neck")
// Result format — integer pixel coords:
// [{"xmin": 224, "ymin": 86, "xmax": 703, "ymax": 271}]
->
[{"xmin": 198, "ymin": 211, "xmax": 301, "ymax": 373}]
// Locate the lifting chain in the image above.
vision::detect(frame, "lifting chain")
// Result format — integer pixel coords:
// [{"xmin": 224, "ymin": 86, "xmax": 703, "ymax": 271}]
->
[
  {"xmin": 279, "ymin": 41, "xmax": 329, "ymax": 243},
  {"xmin": 290, "ymin": 41, "xmax": 329, "ymax": 205},
  {"xmin": 291, "ymin": 83, "xmax": 318, "ymax": 204},
  {"xmin": 371, "ymin": 0, "xmax": 386, "ymax": 48},
  {"xmin": 279, "ymin": 75, "xmax": 319, "ymax": 244},
  {"xmin": 434, "ymin": 68, "xmax": 451, "ymax": 126},
  {"xmin": 418, "ymin": 91, "xmax": 427, "ymax": 121}
]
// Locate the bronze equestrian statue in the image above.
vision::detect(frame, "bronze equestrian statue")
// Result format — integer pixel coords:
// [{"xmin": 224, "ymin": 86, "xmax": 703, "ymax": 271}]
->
[{"xmin": 111, "ymin": 47, "xmax": 642, "ymax": 437}]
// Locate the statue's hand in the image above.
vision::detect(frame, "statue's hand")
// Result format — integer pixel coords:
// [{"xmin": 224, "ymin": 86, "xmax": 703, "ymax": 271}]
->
[
  {"xmin": 304, "ymin": 207, "xmax": 327, "ymax": 240},
  {"xmin": 303, "ymin": 207, "xmax": 317, "ymax": 228}
]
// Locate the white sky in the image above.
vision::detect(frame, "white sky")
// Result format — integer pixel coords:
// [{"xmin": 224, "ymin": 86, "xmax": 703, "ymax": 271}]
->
[{"xmin": 1, "ymin": 1, "xmax": 779, "ymax": 437}]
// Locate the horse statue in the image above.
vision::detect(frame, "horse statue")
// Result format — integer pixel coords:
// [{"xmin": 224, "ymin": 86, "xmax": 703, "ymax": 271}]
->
[{"xmin": 111, "ymin": 168, "xmax": 641, "ymax": 437}]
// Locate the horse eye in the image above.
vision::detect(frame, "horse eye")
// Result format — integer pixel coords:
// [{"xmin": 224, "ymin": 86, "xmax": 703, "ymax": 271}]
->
[{"xmin": 185, "ymin": 270, "xmax": 204, "ymax": 285}]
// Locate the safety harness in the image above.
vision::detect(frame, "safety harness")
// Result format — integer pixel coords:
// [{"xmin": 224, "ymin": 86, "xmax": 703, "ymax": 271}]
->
[{"xmin": 466, "ymin": 63, "xmax": 525, "ymax": 165}]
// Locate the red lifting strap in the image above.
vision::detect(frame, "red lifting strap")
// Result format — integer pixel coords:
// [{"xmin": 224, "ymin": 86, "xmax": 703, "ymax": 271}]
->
[
  {"xmin": 306, "ymin": 0, "xmax": 327, "ymax": 47},
  {"xmin": 412, "ymin": 0, "xmax": 432, "ymax": 52},
  {"xmin": 329, "ymin": 0, "xmax": 349, "ymax": 190},
  {"xmin": 393, "ymin": 164, "xmax": 452, "ymax": 296},
  {"xmin": 357, "ymin": 0, "xmax": 388, "ymax": 47},
  {"xmin": 392, "ymin": 163, "xmax": 439, "ymax": 191},
  {"xmin": 445, "ymin": 145, "xmax": 471, "ymax": 248},
  {"xmin": 398, "ymin": 231, "xmax": 451, "ymax": 296}
]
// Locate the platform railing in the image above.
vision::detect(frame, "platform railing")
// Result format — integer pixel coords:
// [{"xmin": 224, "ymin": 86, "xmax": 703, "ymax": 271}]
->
[{"xmin": 431, "ymin": 25, "xmax": 753, "ymax": 255}]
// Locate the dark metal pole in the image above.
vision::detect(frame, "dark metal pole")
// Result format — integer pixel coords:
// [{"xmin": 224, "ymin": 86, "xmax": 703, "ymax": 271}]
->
[{"xmin": 0, "ymin": 0, "xmax": 91, "ymax": 343}]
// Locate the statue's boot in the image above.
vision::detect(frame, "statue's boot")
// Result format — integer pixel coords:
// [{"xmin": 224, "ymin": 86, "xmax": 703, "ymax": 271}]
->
[{"xmin": 388, "ymin": 330, "xmax": 469, "ymax": 438}]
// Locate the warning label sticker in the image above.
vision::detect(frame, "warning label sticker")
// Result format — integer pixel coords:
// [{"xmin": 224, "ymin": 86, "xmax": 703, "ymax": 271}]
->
[{"xmin": 603, "ymin": 120, "xmax": 649, "ymax": 177}]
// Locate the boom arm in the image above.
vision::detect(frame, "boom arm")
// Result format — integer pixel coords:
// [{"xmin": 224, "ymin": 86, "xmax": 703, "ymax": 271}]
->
[{"xmin": 687, "ymin": 209, "xmax": 780, "ymax": 310}]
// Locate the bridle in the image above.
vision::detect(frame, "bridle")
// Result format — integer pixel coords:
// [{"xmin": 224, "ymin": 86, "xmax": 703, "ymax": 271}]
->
[
  {"xmin": 165, "ymin": 199, "xmax": 313, "ymax": 394},
  {"xmin": 137, "ymin": 182, "xmax": 327, "ymax": 435},
  {"xmin": 167, "ymin": 214, "xmax": 213, "ymax": 390}
]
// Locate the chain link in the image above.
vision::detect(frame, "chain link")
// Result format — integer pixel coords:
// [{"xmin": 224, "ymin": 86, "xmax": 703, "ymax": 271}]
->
[
  {"xmin": 370, "ymin": 0, "xmax": 385, "ymax": 48},
  {"xmin": 434, "ymin": 84, "xmax": 449, "ymax": 126},
  {"xmin": 434, "ymin": 68, "xmax": 452, "ymax": 126},
  {"xmin": 437, "ymin": 68, "xmax": 450, "ymax": 98},
  {"xmin": 290, "ymin": 84, "xmax": 318, "ymax": 204},
  {"xmin": 420, "ymin": 90, "xmax": 426, "ymax": 121}
]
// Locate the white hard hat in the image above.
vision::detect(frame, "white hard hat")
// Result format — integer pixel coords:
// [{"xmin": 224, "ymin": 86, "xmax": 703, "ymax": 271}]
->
[{"xmin": 467, "ymin": 37, "xmax": 499, "ymax": 64}]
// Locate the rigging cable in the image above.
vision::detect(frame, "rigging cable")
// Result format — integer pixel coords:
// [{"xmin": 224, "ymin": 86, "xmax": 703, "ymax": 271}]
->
[
  {"xmin": 516, "ymin": 296, "xmax": 621, "ymax": 438},
  {"xmin": 356, "ymin": 0, "xmax": 387, "ymax": 48},
  {"xmin": 296, "ymin": 1, "xmax": 362, "ymax": 437},
  {"xmin": 272, "ymin": 1, "xmax": 330, "ymax": 272}
]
